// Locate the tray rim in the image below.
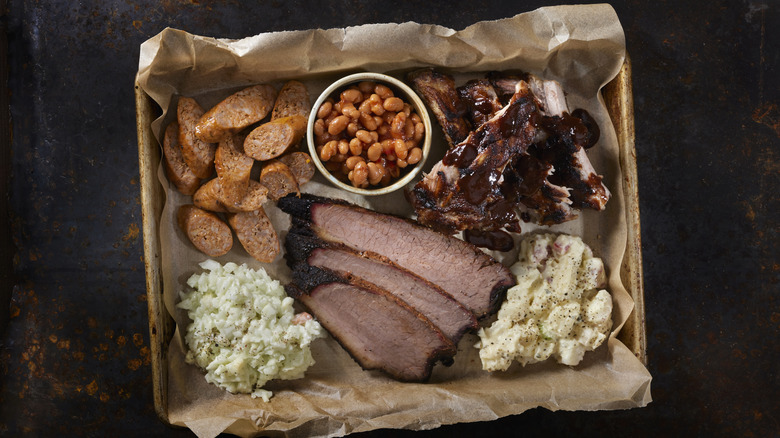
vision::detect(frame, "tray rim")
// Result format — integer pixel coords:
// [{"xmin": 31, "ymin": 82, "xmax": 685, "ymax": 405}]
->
[{"xmin": 135, "ymin": 56, "xmax": 645, "ymax": 426}]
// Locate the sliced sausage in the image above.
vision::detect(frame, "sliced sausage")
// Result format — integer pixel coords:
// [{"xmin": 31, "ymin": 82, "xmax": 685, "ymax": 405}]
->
[
  {"xmin": 177, "ymin": 205, "xmax": 233, "ymax": 257},
  {"xmin": 278, "ymin": 151, "xmax": 316, "ymax": 185},
  {"xmin": 162, "ymin": 121, "xmax": 200, "ymax": 195},
  {"xmin": 228, "ymin": 208, "xmax": 280, "ymax": 263},
  {"xmin": 214, "ymin": 134, "xmax": 254, "ymax": 209},
  {"xmin": 243, "ymin": 115, "xmax": 307, "ymax": 161},
  {"xmin": 259, "ymin": 160, "xmax": 300, "ymax": 201},
  {"xmin": 192, "ymin": 178, "xmax": 227, "ymax": 213},
  {"xmin": 194, "ymin": 84, "xmax": 277, "ymax": 143},
  {"xmin": 177, "ymin": 97, "xmax": 217, "ymax": 179},
  {"xmin": 271, "ymin": 80, "xmax": 311, "ymax": 120},
  {"xmin": 230, "ymin": 180, "xmax": 269, "ymax": 212},
  {"xmin": 194, "ymin": 178, "xmax": 269, "ymax": 213}
]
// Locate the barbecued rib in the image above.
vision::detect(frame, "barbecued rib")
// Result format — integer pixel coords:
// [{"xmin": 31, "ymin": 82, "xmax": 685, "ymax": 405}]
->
[
  {"xmin": 285, "ymin": 230, "xmax": 478, "ymax": 344},
  {"xmin": 523, "ymin": 76, "xmax": 611, "ymax": 211},
  {"xmin": 286, "ymin": 265, "xmax": 455, "ymax": 382},
  {"xmin": 408, "ymin": 70, "xmax": 611, "ymax": 241},
  {"xmin": 407, "ymin": 68, "xmax": 472, "ymax": 148},
  {"xmin": 457, "ymin": 79, "xmax": 503, "ymax": 127},
  {"xmin": 408, "ymin": 80, "xmax": 540, "ymax": 235}
]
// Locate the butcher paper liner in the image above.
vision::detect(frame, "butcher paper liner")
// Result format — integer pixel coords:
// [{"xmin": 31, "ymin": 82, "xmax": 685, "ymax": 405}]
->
[{"xmin": 136, "ymin": 4, "xmax": 652, "ymax": 437}]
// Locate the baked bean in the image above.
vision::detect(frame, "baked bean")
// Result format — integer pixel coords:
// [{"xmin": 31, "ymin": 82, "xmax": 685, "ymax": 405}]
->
[
  {"xmin": 355, "ymin": 130, "xmax": 372, "ymax": 144},
  {"xmin": 320, "ymin": 140, "xmax": 337, "ymax": 161},
  {"xmin": 404, "ymin": 118, "xmax": 415, "ymax": 139},
  {"xmin": 414, "ymin": 122, "xmax": 425, "ymax": 142},
  {"xmin": 381, "ymin": 139, "xmax": 394, "ymax": 153},
  {"xmin": 346, "ymin": 155, "xmax": 365, "ymax": 170},
  {"xmin": 358, "ymin": 99, "xmax": 372, "ymax": 115},
  {"xmin": 366, "ymin": 161, "xmax": 384, "ymax": 185},
  {"xmin": 383, "ymin": 97, "xmax": 404, "ymax": 112},
  {"xmin": 313, "ymin": 118, "xmax": 326, "ymax": 137},
  {"xmin": 407, "ymin": 147, "xmax": 422, "ymax": 165},
  {"xmin": 349, "ymin": 161, "xmax": 368, "ymax": 186},
  {"xmin": 358, "ymin": 81, "xmax": 376, "ymax": 94},
  {"xmin": 360, "ymin": 113, "xmax": 378, "ymax": 130},
  {"xmin": 371, "ymin": 102, "xmax": 385, "ymax": 116},
  {"xmin": 349, "ymin": 138, "xmax": 363, "ymax": 156},
  {"xmin": 337, "ymin": 139, "xmax": 350, "ymax": 155},
  {"xmin": 341, "ymin": 102, "xmax": 360, "ymax": 119},
  {"xmin": 317, "ymin": 100, "xmax": 333, "ymax": 119},
  {"xmin": 346, "ymin": 120, "xmax": 360, "ymax": 137},
  {"xmin": 367, "ymin": 143, "xmax": 382, "ymax": 161},
  {"xmin": 328, "ymin": 115, "xmax": 350, "ymax": 135},
  {"xmin": 393, "ymin": 139, "xmax": 408, "ymax": 160},
  {"xmin": 391, "ymin": 112, "xmax": 407, "ymax": 139},
  {"xmin": 374, "ymin": 84, "xmax": 393, "ymax": 99},
  {"xmin": 341, "ymin": 88, "xmax": 363, "ymax": 103},
  {"xmin": 312, "ymin": 81, "xmax": 426, "ymax": 187}
]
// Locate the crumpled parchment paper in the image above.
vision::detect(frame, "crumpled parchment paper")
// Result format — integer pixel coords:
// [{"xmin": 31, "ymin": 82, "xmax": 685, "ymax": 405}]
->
[{"xmin": 136, "ymin": 4, "xmax": 652, "ymax": 437}]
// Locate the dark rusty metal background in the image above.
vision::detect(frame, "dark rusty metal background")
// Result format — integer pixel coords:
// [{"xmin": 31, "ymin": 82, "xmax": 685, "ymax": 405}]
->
[{"xmin": 2, "ymin": 0, "xmax": 778, "ymax": 437}]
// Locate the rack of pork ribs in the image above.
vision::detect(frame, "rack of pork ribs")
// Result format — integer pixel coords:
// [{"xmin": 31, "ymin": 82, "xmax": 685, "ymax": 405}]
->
[
  {"xmin": 406, "ymin": 68, "xmax": 611, "ymax": 251},
  {"xmin": 279, "ymin": 194, "xmax": 515, "ymax": 382}
]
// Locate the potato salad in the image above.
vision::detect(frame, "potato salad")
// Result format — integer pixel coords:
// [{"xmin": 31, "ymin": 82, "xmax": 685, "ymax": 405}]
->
[{"xmin": 476, "ymin": 233, "xmax": 612, "ymax": 371}]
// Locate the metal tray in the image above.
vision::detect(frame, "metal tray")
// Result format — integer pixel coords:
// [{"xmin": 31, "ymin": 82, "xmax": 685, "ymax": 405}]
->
[{"xmin": 136, "ymin": 56, "xmax": 645, "ymax": 425}]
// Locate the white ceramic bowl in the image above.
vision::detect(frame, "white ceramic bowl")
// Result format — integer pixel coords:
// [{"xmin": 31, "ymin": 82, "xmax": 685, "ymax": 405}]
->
[{"xmin": 307, "ymin": 72, "xmax": 432, "ymax": 196}]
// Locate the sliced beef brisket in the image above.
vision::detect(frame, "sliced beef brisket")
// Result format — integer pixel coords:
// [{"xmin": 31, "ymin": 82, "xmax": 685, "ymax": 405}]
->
[
  {"xmin": 278, "ymin": 194, "xmax": 515, "ymax": 318},
  {"xmin": 286, "ymin": 267, "xmax": 455, "ymax": 382},
  {"xmin": 285, "ymin": 230, "xmax": 478, "ymax": 344}
]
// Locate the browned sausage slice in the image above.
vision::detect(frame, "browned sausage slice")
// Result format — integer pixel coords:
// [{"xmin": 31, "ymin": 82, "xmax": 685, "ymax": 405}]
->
[
  {"xmin": 271, "ymin": 80, "xmax": 311, "ymax": 120},
  {"xmin": 194, "ymin": 84, "xmax": 277, "ymax": 143},
  {"xmin": 194, "ymin": 179, "xmax": 269, "ymax": 213},
  {"xmin": 232, "ymin": 180, "xmax": 270, "ymax": 212},
  {"xmin": 214, "ymin": 134, "xmax": 254, "ymax": 209},
  {"xmin": 177, "ymin": 205, "xmax": 233, "ymax": 257},
  {"xmin": 243, "ymin": 115, "xmax": 307, "ymax": 161},
  {"xmin": 278, "ymin": 151, "xmax": 316, "ymax": 186},
  {"xmin": 192, "ymin": 178, "xmax": 227, "ymax": 213},
  {"xmin": 259, "ymin": 160, "xmax": 300, "ymax": 201},
  {"xmin": 177, "ymin": 97, "xmax": 217, "ymax": 179},
  {"xmin": 162, "ymin": 122, "xmax": 200, "ymax": 195},
  {"xmin": 228, "ymin": 208, "xmax": 279, "ymax": 263}
]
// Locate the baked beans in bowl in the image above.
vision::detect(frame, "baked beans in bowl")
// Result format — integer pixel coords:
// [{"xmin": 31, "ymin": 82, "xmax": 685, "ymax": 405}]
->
[{"xmin": 307, "ymin": 72, "xmax": 432, "ymax": 196}]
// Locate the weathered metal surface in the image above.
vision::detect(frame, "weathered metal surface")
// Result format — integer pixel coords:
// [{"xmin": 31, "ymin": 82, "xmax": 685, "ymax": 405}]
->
[{"xmin": 2, "ymin": 0, "xmax": 778, "ymax": 437}]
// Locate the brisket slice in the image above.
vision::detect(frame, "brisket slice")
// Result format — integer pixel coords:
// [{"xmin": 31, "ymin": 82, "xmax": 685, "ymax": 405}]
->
[
  {"xmin": 286, "ymin": 266, "xmax": 455, "ymax": 382},
  {"xmin": 285, "ymin": 230, "xmax": 478, "ymax": 344},
  {"xmin": 278, "ymin": 194, "xmax": 515, "ymax": 318}
]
